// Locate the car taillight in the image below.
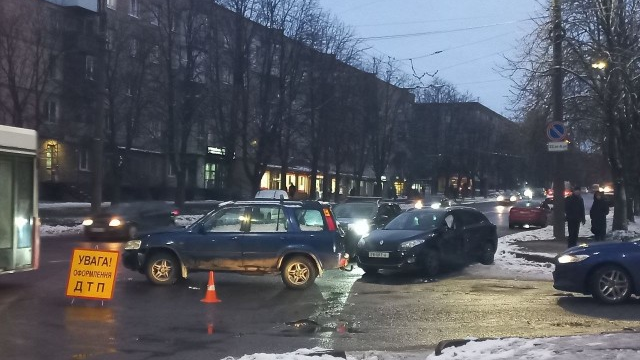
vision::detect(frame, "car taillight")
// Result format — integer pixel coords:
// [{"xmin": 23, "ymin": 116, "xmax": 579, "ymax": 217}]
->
[
  {"xmin": 323, "ymin": 208, "xmax": 337, "ymax": 231},
  {"xmin": 171, "ymin": 209, "xmax": 180, "ymax": 216}
]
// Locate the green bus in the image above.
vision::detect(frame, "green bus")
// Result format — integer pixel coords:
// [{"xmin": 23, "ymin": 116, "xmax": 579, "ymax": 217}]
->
[{"xmin": 0, "ymin": 124, "xmax": 39, "ymax": 274}]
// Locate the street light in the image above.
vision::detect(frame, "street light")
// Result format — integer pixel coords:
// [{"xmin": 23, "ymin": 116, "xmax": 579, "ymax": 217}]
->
[{"xmin": 591, "ymin": 61, "xmax": 607, "ymax": 70}]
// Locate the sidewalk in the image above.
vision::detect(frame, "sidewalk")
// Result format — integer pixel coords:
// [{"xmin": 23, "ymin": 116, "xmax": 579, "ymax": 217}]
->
[{"xmin": 220, "ymin": 330, "xmax": 640, "ymax": 360}]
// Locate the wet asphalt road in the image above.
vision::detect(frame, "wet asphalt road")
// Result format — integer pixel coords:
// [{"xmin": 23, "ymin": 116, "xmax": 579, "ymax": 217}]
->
[{"xmin": 2, "ymin": 195, "xmax": 625, "ymax": 360}]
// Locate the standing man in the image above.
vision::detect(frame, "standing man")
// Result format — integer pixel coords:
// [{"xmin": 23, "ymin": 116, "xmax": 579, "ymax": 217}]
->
[{"xmin": 565, "ymin": 186, "xmax": 586, "ymax": 248}]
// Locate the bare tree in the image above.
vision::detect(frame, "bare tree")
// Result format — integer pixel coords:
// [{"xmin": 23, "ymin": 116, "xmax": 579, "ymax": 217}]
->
[{"xmin": 0, "ymin": 0, "xmax": 60, "ymax": 130}]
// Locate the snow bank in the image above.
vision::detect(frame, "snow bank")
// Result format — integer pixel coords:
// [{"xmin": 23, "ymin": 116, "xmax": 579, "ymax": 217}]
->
[
  {"xmin": 426, "ymin": 333, "xmax": 640, "ymax": 360},
  {"xmin": 223, "ymin": 348, "xmax": 341, "ymax": 360},
  {"xmin": 41, "ymin": 224, "xmax": 83, "ymax": 236}
]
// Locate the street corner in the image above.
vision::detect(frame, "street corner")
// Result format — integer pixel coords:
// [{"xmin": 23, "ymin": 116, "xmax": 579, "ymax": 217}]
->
[{"xmin": 433, "ymin": 338, "xmax": 491, "ymax": 356}]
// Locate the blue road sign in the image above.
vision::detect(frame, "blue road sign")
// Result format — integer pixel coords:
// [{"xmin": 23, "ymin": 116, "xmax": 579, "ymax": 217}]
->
[{"xmin": 546, "ymin": 122, "xmax": 566, "ymax": 141}]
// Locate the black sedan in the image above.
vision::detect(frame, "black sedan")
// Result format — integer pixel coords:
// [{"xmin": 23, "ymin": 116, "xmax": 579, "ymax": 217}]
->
[
  {"xmin": 82, "ymin": 201, "xmax": 179, "ymax": 241},
  {"xmin": 356, "ymin": 207, "xmax": 497, "ymax": 276}
]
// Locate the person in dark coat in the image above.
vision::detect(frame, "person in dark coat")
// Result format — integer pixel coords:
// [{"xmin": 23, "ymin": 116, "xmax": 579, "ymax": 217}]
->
[
  {"xmin": 590, "ymin": 191, "xmax": 609, "ymax": 241},
  {"xmin": 565, "ymin": 186, "xmax": 586, "ymax": 248}
]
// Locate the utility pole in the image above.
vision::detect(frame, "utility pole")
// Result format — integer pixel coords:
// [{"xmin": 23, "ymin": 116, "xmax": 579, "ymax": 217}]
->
[
  {"xmin": 91, "ymin": 0, "xmax": 107, "ymax": 213},
  {"xmin": 551, "ymin": 0, "xmax": 565, "ymax": 240}
]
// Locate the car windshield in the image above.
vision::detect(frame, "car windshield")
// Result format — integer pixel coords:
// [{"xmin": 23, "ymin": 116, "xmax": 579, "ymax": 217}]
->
[
  {"xmin": 513, "ymin": 201, "xmax": 541, "ymax": 209},
  {"xmin": 333, "ymin": 203, "xmax": 378, "ymax": 219},
  {"xmin": 384, "ymin": 211, "xmax": 443, "ymax": 231}
]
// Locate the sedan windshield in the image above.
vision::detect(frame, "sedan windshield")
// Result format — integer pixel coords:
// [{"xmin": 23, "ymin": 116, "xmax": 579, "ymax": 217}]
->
[
  {"xmin": 385, "ymin": 211, "xmax": 442, "ymax": 231},
  {"xmin": 513, "ymin": 201, "xmax": 541, "ymax": 209},
  {"xmin": 333, "ymin": 203, "xmax": 377, "ymax": 219}
]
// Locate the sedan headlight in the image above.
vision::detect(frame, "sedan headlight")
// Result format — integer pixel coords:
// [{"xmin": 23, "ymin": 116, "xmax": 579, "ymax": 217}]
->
[
  {"xmin": 109, "ymin": 218, "xmax": 122, "ymax": 227},
  {"xmin": 82, "ymin": 219, "xmax": 94, "ymax": 226},
  {"xmin": 497, "ymin": 195, "xmax": 505, "ymax": 202},
  {"xmin": 524, "ymin": 189, "xmax": 533, "ymax": 198},
  {"xmin": 400, "ymin": 239, "xmax": 425, "ymax": 250},
  {"xmin": 557, "ymin": 254, "xmax": 589, "ymax": 264},
  {"xmin": 510, "ymin": 195, "xmax": 517, "ymax": 202},
  {"xmin": 349, "ymin": 220, "xmax": 370, "ymax": 236},
  {"xmin": 124, "ymin": 240, "xmax": 142, "ymax": 250}
]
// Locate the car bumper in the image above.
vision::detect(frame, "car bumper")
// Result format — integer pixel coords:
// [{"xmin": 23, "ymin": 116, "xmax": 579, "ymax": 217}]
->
[
  {"xmin": 510, "ymin": 214, "xmax": 545, "ymax": 224},
  {"xmin": 553, "ymin": 263, "xmax": 589, "ymax": 294},
  {"xmin": 84, "ymin": 226, "xmax": 129, "ymax": 239},
  {"xmin": 356, "ymin": 249, "xmax": 421, "ymax": 270},
  {"xmin": 122, "ymin": 250, "xmax": 146, "ymax": 272}
]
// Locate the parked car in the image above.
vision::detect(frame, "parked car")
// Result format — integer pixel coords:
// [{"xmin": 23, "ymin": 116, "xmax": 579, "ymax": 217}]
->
[
  {"xmin": 122, "ymin": 200, "xmax": 348, "ymax": 289},
  {"xmin": 553, "ymin": 239, "xmax": 640, "ymax": 304},
  {"xmin": 508, "ymin": 199, "xmax": 551, "ymax": 229},
  {"xmin": 496, "ymin": 191, "xmax": 521, "ymax": 205},
  {"xmin": 355, "ymin": 207, "xmax": 497, "ymax": 276},
  {"xmin": 333, "ymin": 198, "xmax": 402, "ymax": 257},
  {"xmin": 255, "ymin": 189, "xmax": 289, "ymax": 199},
  {"xmin": 82, "ymin": 201, "xmax": 179, "ymax": 241}
]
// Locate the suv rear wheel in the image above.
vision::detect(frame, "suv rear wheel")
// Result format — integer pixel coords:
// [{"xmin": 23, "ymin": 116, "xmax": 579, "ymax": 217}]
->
[{"xmin": 281, "ymin": 256, "xmax": 317, "ymax": 290}]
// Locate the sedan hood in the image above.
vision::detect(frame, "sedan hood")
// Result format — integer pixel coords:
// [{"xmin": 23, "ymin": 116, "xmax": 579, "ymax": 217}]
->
[
  {"xmin": 563, "ymin": 240, "xmax": 640, "ymax": 255},
  {"xmin": 364, "ymin": 229, "xmax": 432, "ymax": 244}
]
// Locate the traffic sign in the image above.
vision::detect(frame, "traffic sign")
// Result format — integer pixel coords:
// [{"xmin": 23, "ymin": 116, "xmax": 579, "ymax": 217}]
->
[
  {"xmin": 546, "ymin": 122, "xmax": 567, "ymax": 141},
  {"xmin": 548, "ymin": 141, "xmax": 568, "ymax": 152},
  {"xmin": 66, "ymin": 248, "xmax": 119, "ymax": 300}
]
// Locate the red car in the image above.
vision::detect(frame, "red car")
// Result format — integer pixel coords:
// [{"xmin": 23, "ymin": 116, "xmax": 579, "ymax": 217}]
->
[{"xmin": 508, "ymin": 200, "xmax": 551, "ymax": 228}]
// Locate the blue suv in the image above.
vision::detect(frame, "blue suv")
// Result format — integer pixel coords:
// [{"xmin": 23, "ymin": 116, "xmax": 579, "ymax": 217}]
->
[{"xmin": 123, "ymin": 200, "xmax": 347, "ymax": 289}]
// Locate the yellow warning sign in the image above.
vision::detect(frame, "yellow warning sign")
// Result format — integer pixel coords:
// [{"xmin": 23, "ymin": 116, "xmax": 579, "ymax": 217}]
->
[{"xmin": 66, "ymin": 248, "xmax": 119, "ymax": 300}]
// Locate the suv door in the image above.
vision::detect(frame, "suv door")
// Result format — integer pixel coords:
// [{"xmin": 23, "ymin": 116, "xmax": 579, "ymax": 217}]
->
[
  {"xmin": 242, "ymin": 205, "xmax": 288, "ymax": 271},
  {"xmin": 180, "ymin": 206, "xmax": 245, "ymax": 271}
]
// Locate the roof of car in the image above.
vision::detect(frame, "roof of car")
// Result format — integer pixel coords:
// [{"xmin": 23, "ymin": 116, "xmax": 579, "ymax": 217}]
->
[{"xmin": 221, "ymin": 199, "xmax": 330, "ymax": 209}]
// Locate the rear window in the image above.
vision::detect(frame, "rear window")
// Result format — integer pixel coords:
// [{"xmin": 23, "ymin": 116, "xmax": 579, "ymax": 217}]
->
[
  {"xmin": 295, "ymin": 209, "xmax": 325, "ymax": 232},
  {"xmin": 513, "ymin": 201, "xmax": 540, "ymax": 209},
  {"xmin": 333, "ymin": 203, "xmax": 377, "ymax": 219}
]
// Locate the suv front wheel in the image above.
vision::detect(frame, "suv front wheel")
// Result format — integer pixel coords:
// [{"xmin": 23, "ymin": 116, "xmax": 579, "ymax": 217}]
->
[{"xmin": 281, "ymin": 256, "xmax": 317, "ymax": 290}]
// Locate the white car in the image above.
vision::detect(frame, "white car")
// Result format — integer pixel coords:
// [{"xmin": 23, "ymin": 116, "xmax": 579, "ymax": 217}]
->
[{"xmin": 255, "ymin": 189, "xmax": 289, "ymax": 199}]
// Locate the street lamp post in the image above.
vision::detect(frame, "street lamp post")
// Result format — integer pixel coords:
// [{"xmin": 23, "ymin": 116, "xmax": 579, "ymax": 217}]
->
[{"xmin": 551, "ymin": 0, "xmax": 566, "ymax": 241}]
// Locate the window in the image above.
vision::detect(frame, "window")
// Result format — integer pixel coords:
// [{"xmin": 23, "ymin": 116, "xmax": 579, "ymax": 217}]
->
[
  {"xmin": 150, "ymin": 11, "xmax": 159, "ymax": 26},
  {"xmin": 295, "ymin": 209, "xmax": 325, "ymax": 232},
  {"xmin": 204, "ymin": 163, "xmax": 217, "ymax": 184},
  {"xmin": 85, "ymin": 56, "xmax": 95, "ymax": 80},
  {"xmin": 248, "ymin": 206, "xmax": 286, "ymax": 233},
  {"xmin": 202, "ymin": 207, "xmax": 245, "ymax": 233},
  {"xmin": 78, "ymin": 149, "xmax": 89, "ymax": 171},
  {"xmin": 48, "ymin": 54, "xmax": 58, "ymax": 79},
  {"xmin": 106, "ymin": 29, "xmax": 114, "ymax": 51},
  {"xmin": 129, "ymin": 0, "xmax": 139, "ymax": 17},
  {"xmin": 129, "ymin": 39, "xmax": 138, "ymax": 57},
  {"xmin": 45, "ymin": 144, "xmax": 56, "ymax": 170},
  {"xmin": 150, "ymin": 45, "xmax": 160, "ymax": 64},
  {"xmin": 106, "ymin": 0, "xmax": 116, "ymax": 10},
  {"xmin": 44, "ymin": 101, "xmax": 57, "ymax": 123}
]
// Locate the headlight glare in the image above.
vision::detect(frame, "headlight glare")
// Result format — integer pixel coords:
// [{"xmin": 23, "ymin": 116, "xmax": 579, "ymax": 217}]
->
[
  {"xmin": 510, "ymin": 196, "xmax": 517, "ymax": 202},
  {"xmin": 124, "ymin": 240, "xmax": 142, "ymax": 250},
  {"xmin": 357, "ymin": 238, "xmax": 366, "ymax": 248},
  {"xmin": 109, "ymin": 218, "xmax": 122, "ymax": 227},
  {"xmin": 82, "ymin": 219, "xmax": 94, "ymax": 226},
  {"xmin": 400, "ymin": 239, "xmax": 425, "ymax": 250},
  {"xmin": 497, "ymin": 195, "xmax": 505, "ymax": 202},
  {"xmin": 557, "ymin": 254, "xmax": 589, "ymax": 264},
  {"xmin": 349, "ymin": 220, "xmax": 370, "ymax": 236}
]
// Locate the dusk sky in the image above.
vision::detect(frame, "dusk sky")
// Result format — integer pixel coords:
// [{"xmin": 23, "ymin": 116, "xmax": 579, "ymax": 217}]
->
[{"xmin": 317, "ymin": 0, "xmax": 546, "ymax": 117}]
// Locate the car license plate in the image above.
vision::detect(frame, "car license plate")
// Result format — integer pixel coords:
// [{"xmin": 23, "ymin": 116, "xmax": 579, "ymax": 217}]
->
[
  {"xmin": 90, "ymin": 228, "xmax": 105, "ymax": 233},
  {"xmin": 369, "ymin": 252, "xmax": 389, "ymax": 258}
]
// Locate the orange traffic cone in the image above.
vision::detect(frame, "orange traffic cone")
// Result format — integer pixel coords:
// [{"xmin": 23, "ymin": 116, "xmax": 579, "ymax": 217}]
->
[
  {"xmin": 207, "ymin": 323, "xmax": 215, "ymax": 335},
  {"xmin": 201, "ymin": 271, "xmax": 222, "ymax": 303}
]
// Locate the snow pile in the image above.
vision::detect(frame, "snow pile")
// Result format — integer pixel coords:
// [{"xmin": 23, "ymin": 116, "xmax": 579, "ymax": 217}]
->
[
  {"xmin": 41, "ymin": 224, "xmax": 83, "ymax": 236},
  {"xmin": 223, "ymin": 348, "xmax": 341, "ymax": 360},
  {"xmin": 426, "ymin": 333, "xmax": 640, "ymax": 360},
  {"xmin": 174, "ymin": 215, "xmax": 202, "ymax": 227}
]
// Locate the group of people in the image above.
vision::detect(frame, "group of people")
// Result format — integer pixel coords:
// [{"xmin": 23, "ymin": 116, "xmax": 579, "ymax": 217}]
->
[{"xmin": 564, "ymin": 186, "xmax": 609, "ymax": 248}]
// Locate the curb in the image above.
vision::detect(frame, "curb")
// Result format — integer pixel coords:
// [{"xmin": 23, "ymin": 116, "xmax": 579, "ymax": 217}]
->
[
  {"xmin": 434, "ymin": 338, "xmax": 491, "ymax": 356},
  {"xmin": 306, "ymin": 350, "xmax": 347, "ymax": 358},
  {"xmin": 512, "ymin": 252, "xmax": 555, "ymax": 264}
]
